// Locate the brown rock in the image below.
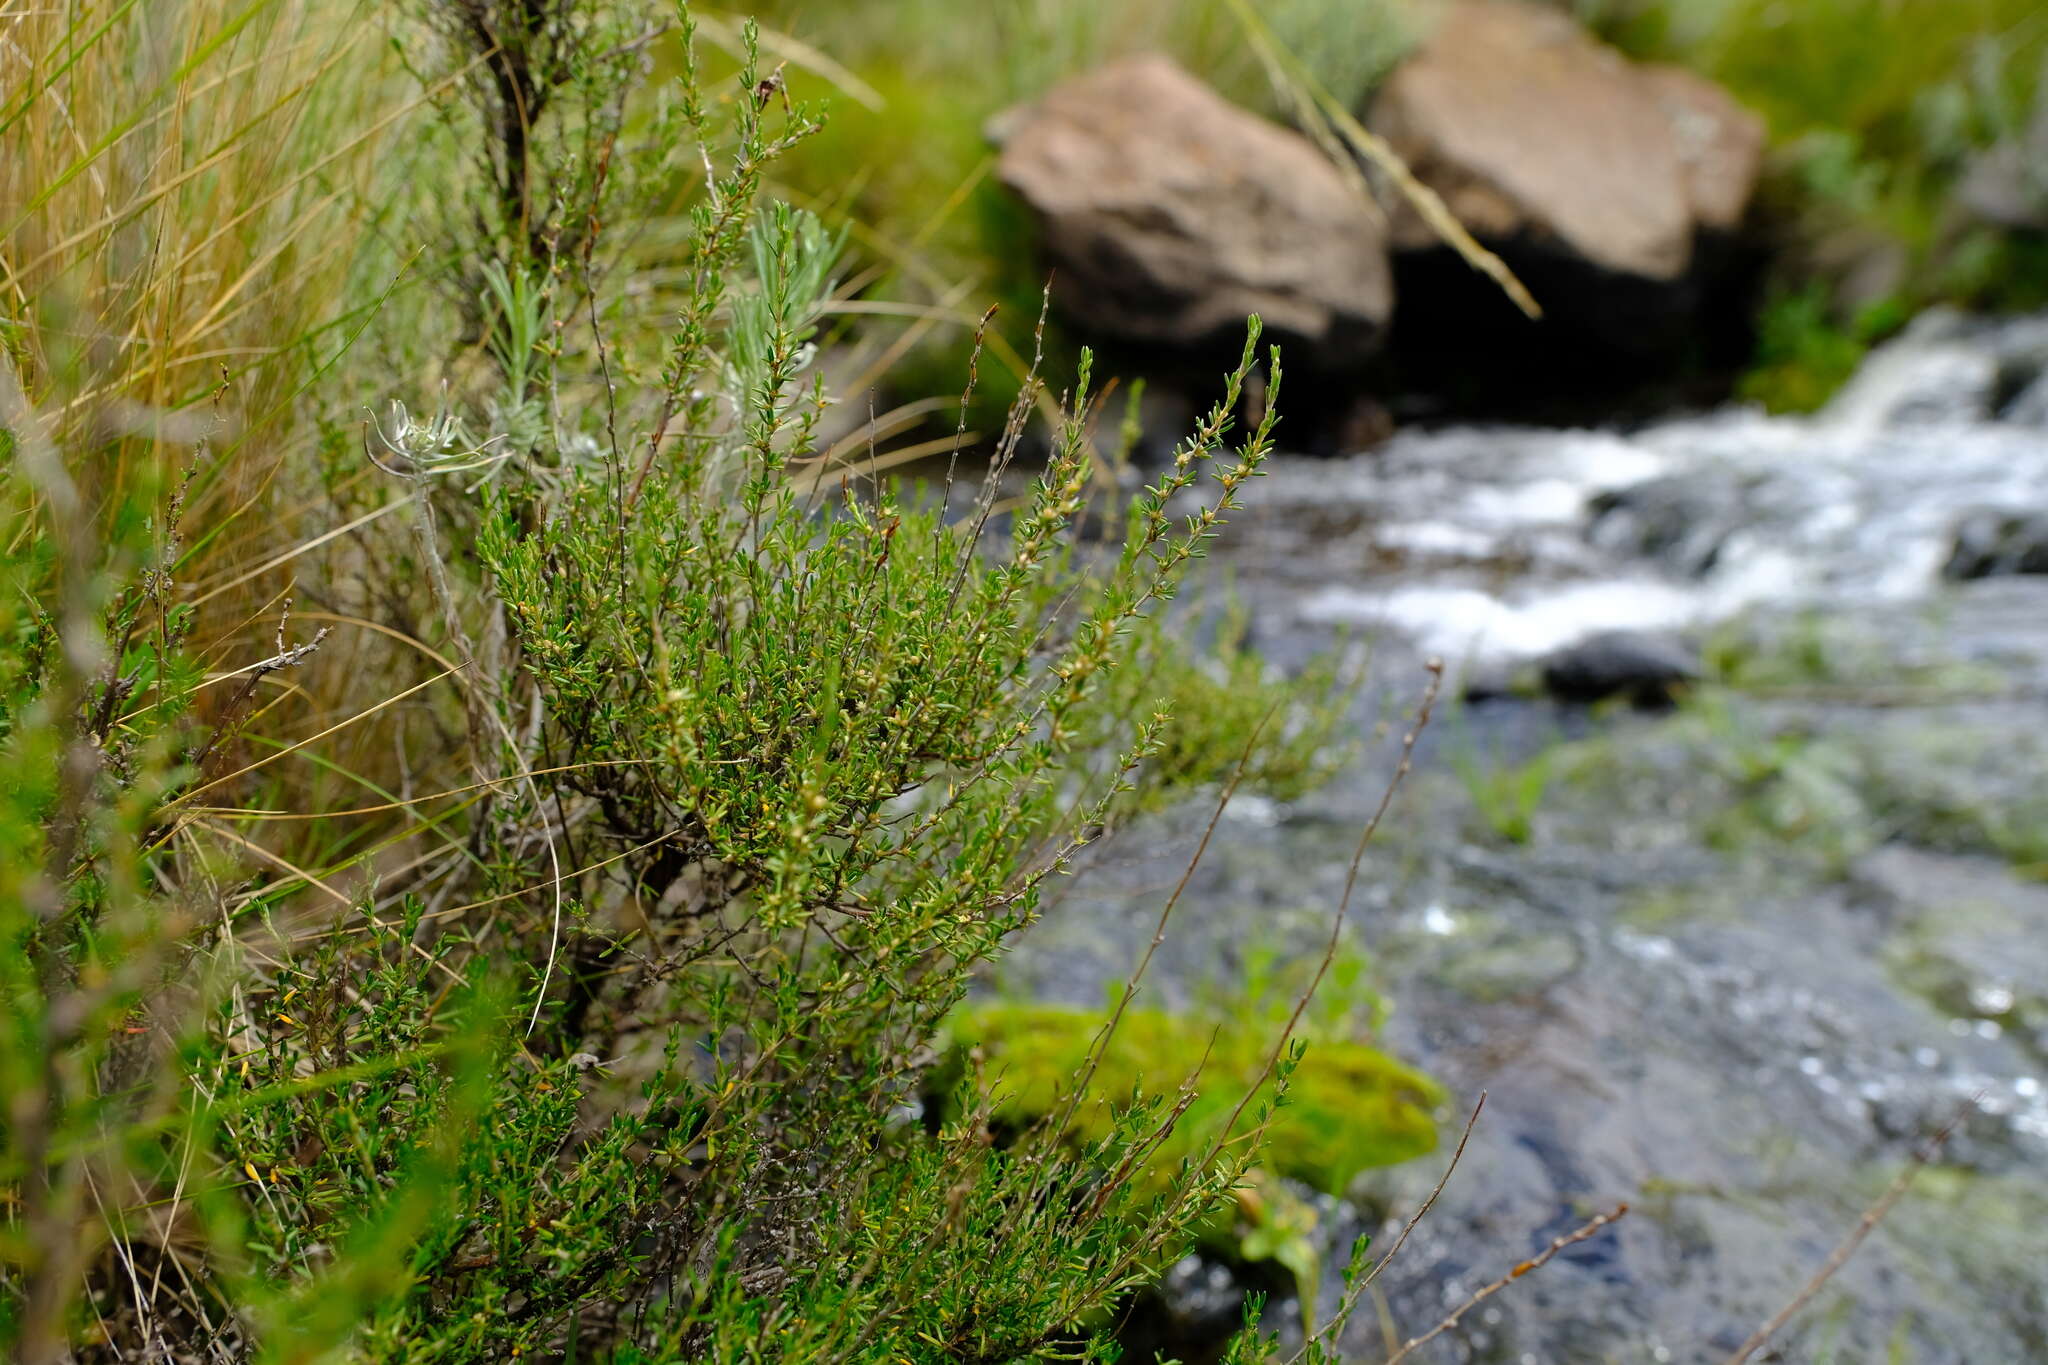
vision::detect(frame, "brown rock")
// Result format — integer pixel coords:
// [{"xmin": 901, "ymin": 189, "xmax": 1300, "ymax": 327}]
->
[
  {"xmin": 1372, "ymin": 2, "xmax": 1764, "ymax": 280},
  {"xmin": 1641, "ymin": 63, "xmax": 1767, "ymax": 233},
  {"xmin": 996, "ymin": 54, "xmax": 1392, "ymax": 362}
]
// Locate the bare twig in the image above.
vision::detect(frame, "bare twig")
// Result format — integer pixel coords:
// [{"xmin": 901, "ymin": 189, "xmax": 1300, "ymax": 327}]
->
[
  {"xmin": 1290, "ymin": 1090, "xmax": 1487, "ymax": 1362},
  {"xmin": 1213, "ymin": 657, "xmax": 1444, "ymax": 1156},
  {"xmin": 1383, "ymin": 1204, "xmax": 1630, "ymax": 1365},
  {"xmin": 258, "ymin": 598, "xmax": 333, "ymax": 675},
  {"xmin": 1044, "ymin": 708, "xmax": 1272, "ymax": 1152},
  {"xmin": 1085, "ymin": 660, "xmax": 1448, "ymax": 1304},
  {"xmin": 1722, "ymin": 1097, "xmax": 1976, "ymax": 1365}
]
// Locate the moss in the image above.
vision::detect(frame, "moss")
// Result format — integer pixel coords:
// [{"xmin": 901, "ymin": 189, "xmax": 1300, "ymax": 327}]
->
[{"xmin": 947, "ymin": 1000, "xmax": 1442, "ymax": 1197}]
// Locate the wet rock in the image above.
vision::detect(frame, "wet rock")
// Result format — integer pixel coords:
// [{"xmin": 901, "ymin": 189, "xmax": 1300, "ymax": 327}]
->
[
  {"xmin": 1829, "ymin": 308, "xmax": 2048, "ymax": 430},
  {"xmin": 1858, "ymin": 846, "xmax": 2048, "ymax": 1051},
  {"xmin": 1437, "ymin": 928, "xmax": 1580, "ymax": 1000},
  {"xmin": 1825, "ymin": 310, "xmax": 2005, "ymax": 429},
  {"xmin": 1943, "ymin": 508, "xmax": 2048, "ymax": 581},
  {"xmin": 1587, "ymin": 472, "xmax": 1761, "ymax": 577},
  {"xmin": 2006, "ymin": 372, "xmax": 2048, "ymax": 428},
  {"xmin": 995, "ymin": 54, "xmax": 1392, "ymax": 364},
  {"xmin": 1539, "ymin": 630, "xmax": 1699, "ymax": 705}
]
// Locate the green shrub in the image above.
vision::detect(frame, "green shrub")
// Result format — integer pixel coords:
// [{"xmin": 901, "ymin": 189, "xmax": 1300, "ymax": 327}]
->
[{"xmin": 1, "ymin": 3, "xmax": 1427, "ymax": 1360}]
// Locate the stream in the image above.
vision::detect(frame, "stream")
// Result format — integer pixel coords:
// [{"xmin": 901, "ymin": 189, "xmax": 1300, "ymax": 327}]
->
[{"xmin": 996, "ymin": 308, "xmax": 2048, "ymax": 1363}]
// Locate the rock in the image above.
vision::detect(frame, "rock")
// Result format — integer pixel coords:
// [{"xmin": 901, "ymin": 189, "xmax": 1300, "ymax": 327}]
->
[
  {"xmin": 1943, "ymin": 509, "xmax": 2048, "ymax": 581},
  {"xmin": 1371, "ymin": 2, "xmax": 1762, "ymax": 281},
  {"xmin": 1539, "ymin": 630, "xmax": 1698, "ymax": 705},
  {"xmin": 1639, "ymin": 63, "xmax": 1769, "ymax": 234},
  {"xmin": 1369, "ymin": 2, "xmax": 1766, "ymax": 393},
  {"xmin": 2006, "ymin": 372, "xmax": 2048, "ymax": 429},
  {"xmin": 1826, "ymin": 309, "xmax": 2048, "ymax": 431},
  {"xmin": 1587, "ymin": 472, "xmax": 1764, "ymax": 578},
  {"xmin": 1330, "ymin": 392, "xmax": 1396, "ymax": 453},
  {"xmin": 995, "ymin": 54, "xmax": 1393, "ymax": 364}
]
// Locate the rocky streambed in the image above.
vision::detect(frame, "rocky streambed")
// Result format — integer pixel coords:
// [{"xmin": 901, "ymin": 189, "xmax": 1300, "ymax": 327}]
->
[{"xmin": 996, "ymin": 310, "xmax": 2048, "ymax": 1363}]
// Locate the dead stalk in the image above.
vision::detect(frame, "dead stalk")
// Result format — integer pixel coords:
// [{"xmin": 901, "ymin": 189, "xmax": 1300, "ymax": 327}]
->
[
  {"xmin": 1722, "ymin": 1097, "xmax": 1976, "ymax": 1365},
  {"xmin": 1382, "ymin": 1203, "xmax": 1630, "ymax": 1365},
  {"xmin": 1288, "ymin": 1091, "xmax": 1487, "ymax": 1362}
]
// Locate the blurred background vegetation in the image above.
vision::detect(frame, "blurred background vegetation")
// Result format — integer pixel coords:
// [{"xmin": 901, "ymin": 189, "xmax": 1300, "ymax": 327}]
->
[{"xmin": 734, "ymin": 0, "xmax": 2048, "ymax": 415}]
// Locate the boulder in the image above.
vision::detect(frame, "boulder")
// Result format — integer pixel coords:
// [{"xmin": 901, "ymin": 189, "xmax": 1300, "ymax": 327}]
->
[
  {"xmin": 1372, "ymin": 1, "xmax": 1764, "ymax": 278},
  {"xmin": 1640, "ymin": 64, "xmax": 1769, "ymax": 234},
  {"xmin": 1539, "ymin": 630, "xmax": 1699, "ymax": 706},
  {"xmin": 2006, "ymin": 373, "xmax": 2048, "ymax": 429},
  {"xmin": 1587, "ymin": 471, "xmax": 1767, "ymax": 578},
  {"xmin": 1943, "ymin": 509, "xmax": 2048, "ymax": 581},
  {"xmin": 1372, "ymin": 2, "xmax": 1693, "ymax": 279},
  {"xmin": 995, "ymin": 55, "xmax": 1393, "ymax": 365},
  {"xmin": 1368, "ymin": 1, "xmax": 1766, "ymax": 393}
]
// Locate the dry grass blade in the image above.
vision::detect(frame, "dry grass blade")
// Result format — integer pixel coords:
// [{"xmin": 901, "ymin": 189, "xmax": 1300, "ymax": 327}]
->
[
  {"xmin": 788, "ymin": 430, "xmax": 984, "ymax": 495},
  {"xmin": 1382, "ymin": 1203, "xmax": 1630, "ymax": 1365},
  {"xmin": 194, "ymin": 759, "xmax": 651, "ymax": 821},
  {"xmin": 159, "ymin": 664, "xmax": 464, "ymax": 818},
  {"xmin": 1722, "ymin": 1097, "xmax": 1977, "ymax": 1365},
  {"xmin": 693, "ymin": 8, "xmax": 886, "ymax": 111}
]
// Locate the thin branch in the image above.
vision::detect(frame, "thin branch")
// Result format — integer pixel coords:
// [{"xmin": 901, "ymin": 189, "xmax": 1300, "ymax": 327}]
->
[
  {"xmin": 1044, "ymin": 708, "xmax": 1272, "ymax": 1151},
  {"xmin": 1383, "ymin": 1204, "xmax": 1630, "ymax": 1365},
  {"xmin": 1722, "ymin": 1097, "xmax": 1976, "ymax": 1365},
  {"xmin": 1290, "ymin": 1091, "xmax": 1487, "ymax": 1362}
]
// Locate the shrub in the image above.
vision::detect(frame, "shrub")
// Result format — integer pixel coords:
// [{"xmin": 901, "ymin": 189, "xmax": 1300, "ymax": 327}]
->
[{"xmin": 1, "ymin": 2, "xmax": 1424, "ymax": 1360}]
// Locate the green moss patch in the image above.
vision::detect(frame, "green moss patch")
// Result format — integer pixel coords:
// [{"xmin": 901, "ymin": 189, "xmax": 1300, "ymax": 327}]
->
[{"xmin": 946, "ymin": 1000, "xmax": 1443, "ymax": 1197}]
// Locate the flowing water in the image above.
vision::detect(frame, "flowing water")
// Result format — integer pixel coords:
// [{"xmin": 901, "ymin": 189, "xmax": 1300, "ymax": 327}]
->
[{"xmin": 999, "ymin": 309, "xmax": 2048, "ymax": 1363}]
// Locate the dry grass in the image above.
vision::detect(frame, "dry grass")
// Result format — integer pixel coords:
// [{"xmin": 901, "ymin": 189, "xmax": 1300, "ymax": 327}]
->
[
  {"xmin": 0, "ymin": 0, "xmax": 469, "ymax": 900},
  {"xmin": 3, "ymin": 0, "xmax": 400, "ymax": 512}
]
